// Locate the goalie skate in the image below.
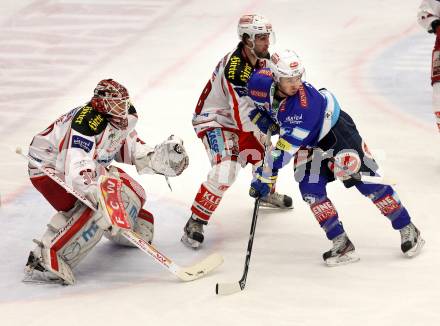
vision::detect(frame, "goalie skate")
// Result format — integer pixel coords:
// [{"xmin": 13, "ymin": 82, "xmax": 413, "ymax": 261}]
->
[
  {"xmin": 260, "ymin": 192, "xmax": 293, "ymax": 209},
  {"xmin": 400, "ymin": 223, "xmax": 425, "ymax": 258},
  {"xmin": 323, "ymin": 233, "xmax": 360, "ymax": 267},
  {"xmin": 23, "ymin": 252, "xmax": 64, "ymax": 285}
]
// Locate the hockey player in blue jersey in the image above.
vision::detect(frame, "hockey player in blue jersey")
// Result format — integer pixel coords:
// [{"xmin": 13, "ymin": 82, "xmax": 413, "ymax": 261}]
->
[{"xmin": 247, "ymin": 49, "xmax": 425, "ymax": 266}]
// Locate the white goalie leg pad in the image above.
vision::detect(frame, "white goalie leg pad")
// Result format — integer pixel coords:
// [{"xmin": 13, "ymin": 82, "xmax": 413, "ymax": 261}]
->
[
  {"xmin": 135, "ymin": 135, "xmax": 189, "ymax": 177},
  {"xmin": 28, "ymin": 202, "xmax": 105, "ymax": 284},
  {"xmin": 103, "ymin": 178, "xmax": 149, "ymax": 246}
]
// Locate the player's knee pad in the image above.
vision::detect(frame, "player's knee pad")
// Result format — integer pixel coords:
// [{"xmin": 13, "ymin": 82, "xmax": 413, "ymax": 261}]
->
[
  {"xmin": 298, "ymin": 175, "xmax": 328, "ymax": 204},
  {"xmin": 207, "ymin": 159, "xmax": 241, "ymax": 191}
]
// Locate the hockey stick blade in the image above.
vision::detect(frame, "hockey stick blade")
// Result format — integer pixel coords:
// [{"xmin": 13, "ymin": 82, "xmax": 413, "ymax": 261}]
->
[
  {"xmin": 215, "ymin": 281, "xmax": 243, "ymax": 295},
  {"xmin": 17, "ymin": 148, "xmax": 223, "ymax": 282},
  {"xmin": 121, "ymin": 229, "xmax": 223, "ymax": 282},
  {"xmin": 176, "ymin": 253, "xmax": 224, "ymax": 282}
]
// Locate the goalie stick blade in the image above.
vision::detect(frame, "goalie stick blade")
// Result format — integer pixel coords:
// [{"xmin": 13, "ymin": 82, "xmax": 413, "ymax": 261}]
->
[
  {"xmin": 176, "ymin": 253, "xmax": 224, "ymax": 282},
  {"xmin": 215, "ymin": 281, "xmax": 243, "ymax": 295}
]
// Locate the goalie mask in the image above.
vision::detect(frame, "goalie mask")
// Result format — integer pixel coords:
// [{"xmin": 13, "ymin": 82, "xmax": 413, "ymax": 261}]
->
[
  {"xmin": 269, "ymin": 49, "xmax": 305, "ymax": 82},
  {"xmin": 91, "ymin": 79, "xmax": 130, "ymax": 130}
]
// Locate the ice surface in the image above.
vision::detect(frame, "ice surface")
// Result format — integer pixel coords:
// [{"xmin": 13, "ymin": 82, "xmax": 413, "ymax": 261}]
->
[{"xmin": 0, "ymin": 1, "xmax": 439, "ymax": 325}]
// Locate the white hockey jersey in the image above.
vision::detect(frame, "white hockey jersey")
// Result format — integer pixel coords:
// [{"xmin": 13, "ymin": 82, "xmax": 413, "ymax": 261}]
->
[
  {"xmin": 418, "ymin": 0, "xmax": 440, "ymax": 32},
  {"xmin": 28, "ymin": 104, "xmax": 150, "ymax": 198},
  {"xmin": 192, "ymin": 42, "xmax": 266, "ymax": 137}
]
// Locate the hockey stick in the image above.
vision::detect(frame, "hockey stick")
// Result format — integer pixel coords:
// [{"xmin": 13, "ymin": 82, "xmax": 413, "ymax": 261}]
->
[
  {"xmin": 215, "ymin": 131, "xmax": 272, "ymax": 295},
  {"xmin": 16, "ymin": 147, "xmax": 223, "ymax": 282}
]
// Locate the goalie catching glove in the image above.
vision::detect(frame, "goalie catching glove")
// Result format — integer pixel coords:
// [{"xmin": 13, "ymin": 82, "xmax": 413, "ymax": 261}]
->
[{"xmin": 135, "ymin": 135, "xmax": 189, "ymax": 177}]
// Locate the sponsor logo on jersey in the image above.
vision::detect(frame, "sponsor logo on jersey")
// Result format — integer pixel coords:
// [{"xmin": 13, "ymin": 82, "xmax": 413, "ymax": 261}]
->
[
  {"xmin": 75, "ymin": 107, "xmax": 93, "ymax": 124},
  {"xmin": 250, "ymin": 89, "xmax": 268, "ymax": 98},
  {"xmin": 298, "ymin": 85, "xmax": 308, "ymax": 108},
  {"xmin": 228, "ymin": 55, "xmax": 241, "ymax": 80},
  {"xmin": 89, "ymin": 114, "xmax": 104, "ymax": 132},
  {"xmin": 257, "ymin": 68, "xmax": 272, "ymax": 77},
  {"xmin": 276, "ymin": 138, "xmax": 293, "ymax": 151},
  {"xmin": 284, "ymin": 114, "xmax": 303, "ymax": 125},
  {"xmin": 72, "ymin": 135, "xmax": 94, "ymax": 153}
]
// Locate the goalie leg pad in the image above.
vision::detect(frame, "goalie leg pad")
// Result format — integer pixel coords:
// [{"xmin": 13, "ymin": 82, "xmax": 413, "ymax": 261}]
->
[
  {"xmin": 106, "ymin": 208, "xmax": 154, "ymax": 247},
  {"xmin": 26, "ymin": 202, "xmax": 105, "ymax": 284}
]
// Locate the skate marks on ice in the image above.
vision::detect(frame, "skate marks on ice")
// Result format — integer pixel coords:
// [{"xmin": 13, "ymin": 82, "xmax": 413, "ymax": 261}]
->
[{"xmin": 0, "ymin": 0, "xmax": 186, "ymax": 136}]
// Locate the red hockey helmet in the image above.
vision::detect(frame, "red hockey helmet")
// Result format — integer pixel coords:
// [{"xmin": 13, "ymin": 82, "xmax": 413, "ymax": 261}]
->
[{"xmin": 91, "ymin": 79, "xmax": 130, "ymax": 129}]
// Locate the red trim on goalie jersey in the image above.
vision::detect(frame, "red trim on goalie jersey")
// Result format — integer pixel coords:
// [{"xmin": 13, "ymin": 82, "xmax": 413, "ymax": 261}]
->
[{"xmin": 50, "ymin": 208, "xmax": 94, "ymax": 272}]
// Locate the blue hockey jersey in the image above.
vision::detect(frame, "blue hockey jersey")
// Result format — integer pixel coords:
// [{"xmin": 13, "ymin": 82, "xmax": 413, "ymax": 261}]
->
[{"xmin": 247, "ymin": 68, "xmax": 341, "ymax": 170}]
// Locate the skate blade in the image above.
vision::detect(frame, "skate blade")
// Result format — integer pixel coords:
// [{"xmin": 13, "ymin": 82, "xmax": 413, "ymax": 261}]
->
[
  {"xmin": 404, "ymin": 238, "xmax": 425, "ymax": 258},
  {"xmin": 22, "ymin": 274, "xmax": 65, "ymax": 285},
  {"xmin": 325, "ymin": 252, "xmax": 360, "ymax": 267},
  {"xmin": 181, "ymin": 234, "xmax": 202, "ymax": 249},
  {"xmin": 259, "ymin": 201, "xmax": 294, "ymax": 209}
]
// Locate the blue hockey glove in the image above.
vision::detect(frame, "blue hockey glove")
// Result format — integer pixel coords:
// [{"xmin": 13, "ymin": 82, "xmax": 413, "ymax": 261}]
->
[
  {"xmin": 249, "ymin": 109, "xmax": 279, "ymax": 135},
  {"xmin": 249, "ymin": 166, "xmax": 278, "ymax": 198}
]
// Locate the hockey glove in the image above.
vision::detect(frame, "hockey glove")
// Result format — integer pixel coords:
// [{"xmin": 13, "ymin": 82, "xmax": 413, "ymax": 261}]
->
[
  {"xmin": 249, "ymin": 109, "xmax": 279, "ymax": 135},
  {"xmin": 249, "ymin": 166, "xmax": 278, "ymax": 198},
  {"xmin": 135, "ymin": 135, "xmax": 189, "ymax": 177}
]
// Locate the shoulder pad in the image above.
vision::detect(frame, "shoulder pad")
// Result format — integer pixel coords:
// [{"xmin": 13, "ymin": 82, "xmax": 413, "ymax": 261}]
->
[
  {"xmin": 225, "ymin": 48, "xmax": 254, "ymax": 86},
  {"xmin": 71, "ymin": 106, "xmax": 108, "ymax": 136}
]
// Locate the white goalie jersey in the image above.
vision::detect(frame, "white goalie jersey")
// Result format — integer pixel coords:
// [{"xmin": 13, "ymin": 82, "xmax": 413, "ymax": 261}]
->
[
  {"xmin": 192, "ymin": 42, "xmax": 267, "ymax": 137},
  {"xmin": 28, "ymin": 104, "xmax": 152, "ymax": 198},
  {"xmin": 418, "ymin": 0, "xmax": 440, "ymax": 32}
]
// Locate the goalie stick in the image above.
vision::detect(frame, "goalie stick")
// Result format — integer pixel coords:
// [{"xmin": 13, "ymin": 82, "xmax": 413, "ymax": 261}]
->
[{"xmin": 16, "ymin": 147, "xmax": 223, "ymax": 282}]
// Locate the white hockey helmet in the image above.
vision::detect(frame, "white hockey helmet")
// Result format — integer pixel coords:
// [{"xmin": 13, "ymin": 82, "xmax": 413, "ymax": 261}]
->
[
  {"xmin": 269, "ymin": 49, "xmax": 305, "ymax": 82},
  {"xmin": 237, "ymin": 14, "xmax": 275, "ymax": 42}
]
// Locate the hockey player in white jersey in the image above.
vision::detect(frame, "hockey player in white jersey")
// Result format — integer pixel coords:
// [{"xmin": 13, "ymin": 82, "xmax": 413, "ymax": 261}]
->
[
  {"xmin": 418, "ymin": 0, "xmax": 440, "ymax": 131},
  {"xmin": 183, "ymin": 14, "xmax": 293, "ymax": 248},
  {"xmin": 24, "ymin": 79, "xmax": 189, "ymax": 284}
]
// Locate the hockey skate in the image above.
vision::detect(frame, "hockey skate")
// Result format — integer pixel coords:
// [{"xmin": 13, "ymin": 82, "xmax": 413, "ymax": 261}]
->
[
  {"xmin": 400, "ymin": 223, "xmax": 425, "ymax": 258},
  {"xmin": 23, "ymin": 251, "xmax": 64, "ymax": 285},
  {"xmin": 323, "ymin": 233, "xmax": 360, "ymax": 267},
  {"xmin": 181, "ymin": 216, "xmax": 206, "ymax": 249},
  {"xmin": 260, "ymin": 192, "xmax": 293, "ymax": 209}
]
